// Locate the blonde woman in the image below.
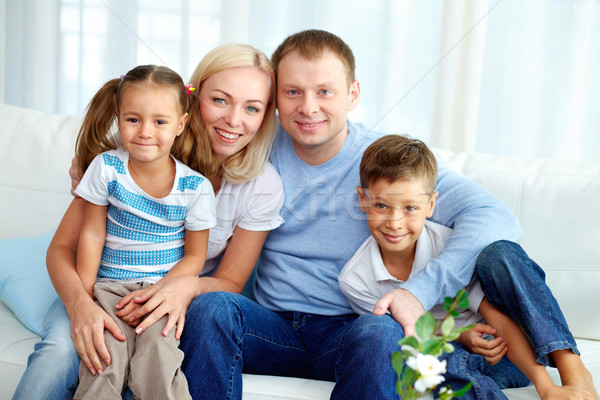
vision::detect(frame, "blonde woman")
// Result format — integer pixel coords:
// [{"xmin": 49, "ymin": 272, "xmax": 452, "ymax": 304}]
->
[{"xmin": 14, "ymin": 44, "xmax": 284, "ymax": 400}]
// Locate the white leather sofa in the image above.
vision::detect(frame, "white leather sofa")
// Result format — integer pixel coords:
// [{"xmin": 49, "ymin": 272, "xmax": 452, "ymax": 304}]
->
[{"xmin": 1, "ymin": 103, "xmax": 599, "ymax": 399}]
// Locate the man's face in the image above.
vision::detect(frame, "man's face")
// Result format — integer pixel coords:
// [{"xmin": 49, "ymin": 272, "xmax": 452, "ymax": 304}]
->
[{"xmin": 276, "ymin": 50, "xmax": 359, "ymax": 162}]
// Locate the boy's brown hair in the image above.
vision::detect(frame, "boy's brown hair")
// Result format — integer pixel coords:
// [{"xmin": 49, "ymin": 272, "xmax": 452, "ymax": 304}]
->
[
  {"xmin": 271, "ymin": 29, "xmax": 356, "ymax": 88},
  {"xmin": 360, "ymin": 135, "xmax": 438, "ymax": 193}
]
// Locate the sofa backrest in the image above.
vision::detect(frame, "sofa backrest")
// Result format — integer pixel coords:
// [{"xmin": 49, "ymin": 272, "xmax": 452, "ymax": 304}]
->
[
  {"xmin": 0, "ymin": 104, "xmax": 78, "ymax": 239},
  {"xmin": 436, "ymin": 149, "xmax": 600, "ymax": 341},
  {"xmin": 1, "ymin": 103, "xmax": 599, "ymax": 341}
]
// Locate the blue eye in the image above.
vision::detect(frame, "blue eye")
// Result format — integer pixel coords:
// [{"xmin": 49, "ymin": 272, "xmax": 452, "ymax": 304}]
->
[
  {"xmin": 247, "ymin": 106, "xmax": 259, "ymax": 113},
  {"xmin": 319, "ymin": 89, "xmax": 331, "ymax": 95},
  {"xmin": 288, "ymin": 90, "xmax": 299, "ymax": 96},
  {"xmin": 214, "ymin": 98, "xmax": 226, "ymax": 105},
  {"xmin": 156, "ymin": 120, "xmax": 167, "ymax": 125},
  {"xmin": 127, "ymin": 118, "xmax": 139, "ymax": 123}
]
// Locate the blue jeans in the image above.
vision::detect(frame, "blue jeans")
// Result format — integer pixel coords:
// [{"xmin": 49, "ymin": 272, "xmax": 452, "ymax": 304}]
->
[
  {"xmin": 442, "ymin": 240, "xmax": 579, "ymax": 400},
  {"xmin": 12, "ymin": 298, "xmax": 79, "ymax": 400},
  {"xmin": 12, "ymin": 298, "xmax": 135, "ymax": 400},
  {"xmin": 180, "ymin": 292, "xmax": 404, "ymax": 400}
]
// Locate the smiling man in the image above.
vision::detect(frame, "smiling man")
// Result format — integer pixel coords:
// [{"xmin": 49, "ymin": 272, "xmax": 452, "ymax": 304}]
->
[{"xmin": 180, "ymin": 29, "xmax": 522, "ymax": 400}]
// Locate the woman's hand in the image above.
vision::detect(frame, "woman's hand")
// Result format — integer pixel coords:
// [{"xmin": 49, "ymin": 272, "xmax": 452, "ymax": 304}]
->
[
  {"xmin": 114, "ymin": 276, "xmax": 200, "ymax": 340},
  {"xmin": 456, "ymin": 323, "xmax": 508, "ymax": 365},
  {"xmin": 69, "ymin": 295, "xmax": 126, "ymax": 376}
]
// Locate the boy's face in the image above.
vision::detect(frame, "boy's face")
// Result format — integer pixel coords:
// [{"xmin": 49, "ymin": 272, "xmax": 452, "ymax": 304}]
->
[
  {"xmin": 276, "ymin": 50, "xmax": 359, "ymax": 161},
  {"xmin": 357, "ymin": 178, "xmax": 438, "ymax": 261}
]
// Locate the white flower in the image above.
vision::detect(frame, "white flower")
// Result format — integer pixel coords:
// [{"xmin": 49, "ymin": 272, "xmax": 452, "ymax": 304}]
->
[
  {"xmin": 439, "ymin": 386, "xmax": 453, "ymax": 396},
  {"xmin": 400, "ymin": 344, "xmax": 418, "ymax": 356},
  {"xmin": 406, "ymin": 353, "xmax": 447, "ymax": 393}
]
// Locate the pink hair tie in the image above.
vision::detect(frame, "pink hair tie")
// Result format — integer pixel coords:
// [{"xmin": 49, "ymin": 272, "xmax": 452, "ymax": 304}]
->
[{"xmin": 185, "ymin": 84, "xmax": 196, "ymax": 95}]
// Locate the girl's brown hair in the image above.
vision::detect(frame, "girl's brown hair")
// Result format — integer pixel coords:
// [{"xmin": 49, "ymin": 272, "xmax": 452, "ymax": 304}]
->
[{"xmin": 75, "ymin": 65, "xmax": 189, "ymax": 175}]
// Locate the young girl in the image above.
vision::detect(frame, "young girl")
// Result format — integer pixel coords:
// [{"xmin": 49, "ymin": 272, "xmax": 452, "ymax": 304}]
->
[
  {"xmin": 72, "ymin": 65, "xmax": 216, "ymax": 399},
  {"xmin": 13, "ymin": 44, "xmax": 283, "ymax": 400}
]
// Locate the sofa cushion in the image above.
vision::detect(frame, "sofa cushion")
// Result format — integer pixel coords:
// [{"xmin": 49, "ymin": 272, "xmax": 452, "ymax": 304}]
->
[{"xmin": 0, "ymin": 230, "xmax": 58, "ymax": 335}]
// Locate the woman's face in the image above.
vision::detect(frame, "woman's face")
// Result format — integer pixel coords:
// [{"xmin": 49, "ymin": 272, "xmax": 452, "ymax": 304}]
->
[{"xmin": 199, "ymin": 67, "xmax": 271, "ymax": 162}]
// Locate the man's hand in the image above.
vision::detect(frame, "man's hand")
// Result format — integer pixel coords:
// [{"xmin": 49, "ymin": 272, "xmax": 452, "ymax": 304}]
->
[
  {"xmin": 456, "ymin": 323, "xmax": 507, "ymax": 365},
  {"xmin": 69, "ymin": 156, "xmax": 81, "ymax": 196},
  {"xmin": 373, "ymin": 288, "xmax": 425, "ymax": 337}
]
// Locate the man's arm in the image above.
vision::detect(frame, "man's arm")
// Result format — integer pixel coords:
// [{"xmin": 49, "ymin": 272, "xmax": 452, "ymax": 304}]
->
[{"xmin": 402, "ymin": 161, "xmax": 521, "ymax": 312}]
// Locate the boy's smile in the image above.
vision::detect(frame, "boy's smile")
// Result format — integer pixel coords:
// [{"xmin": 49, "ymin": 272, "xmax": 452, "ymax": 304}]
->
[{"xmin": 358, "ymin": 178, "xmax": 438, "ymax": 268}]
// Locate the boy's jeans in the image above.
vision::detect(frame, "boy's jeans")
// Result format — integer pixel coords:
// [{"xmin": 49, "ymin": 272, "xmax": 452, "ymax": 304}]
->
[
  {"xmin": 442, "ymin": 240, "xmax": 579, "ymax": 399},
  {"xmin": 180, "ymin": 292, "xmax": 405, "ymax": 400}
]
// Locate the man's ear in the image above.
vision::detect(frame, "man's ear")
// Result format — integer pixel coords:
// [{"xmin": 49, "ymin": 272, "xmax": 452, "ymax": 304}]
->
[
  {"xmin": 426, "ymin": 191, "xmax": 439, "ymax": 218},
  {"xmin": 357, "ymin": 186, "xmax": 367, "ymax": 213},
  {"xmin": 348, "ymin": 80, "xmax": 360, "ymax": 111}
]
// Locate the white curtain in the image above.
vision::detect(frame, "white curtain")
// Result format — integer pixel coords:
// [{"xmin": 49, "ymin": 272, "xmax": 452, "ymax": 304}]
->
[{"xmin": 2, "ymin": 0, "xmax": 599, "ymax": 162}]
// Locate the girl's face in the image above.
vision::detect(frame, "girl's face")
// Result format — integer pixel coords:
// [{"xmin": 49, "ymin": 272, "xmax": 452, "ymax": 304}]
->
[
  {"xmin": 199, "ymin": 67, "xmax": 271, "ymax": 162},
  {"xmin": 118, "ymin": 84, "xmax": 188, "ymax": 167}
]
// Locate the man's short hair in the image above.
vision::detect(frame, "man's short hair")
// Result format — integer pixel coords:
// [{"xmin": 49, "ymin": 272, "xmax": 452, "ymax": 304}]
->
[
  {"xmin": 271, "ymin": 29, "xmax": 356, "ymax": 88},
  {"xmin": 359, "ymin": 135, "xmax": 438, "ymax": 194}
]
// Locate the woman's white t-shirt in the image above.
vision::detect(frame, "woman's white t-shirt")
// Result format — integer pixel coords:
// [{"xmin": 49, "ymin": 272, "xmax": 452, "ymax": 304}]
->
[{"xmin": 201, "ymin": 162, "xmax": 285, "ymax": 276}]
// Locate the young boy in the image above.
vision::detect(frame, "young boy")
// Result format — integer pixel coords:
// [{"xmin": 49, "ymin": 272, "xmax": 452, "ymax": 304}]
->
[{"xmin": 339, "ymin": 134, "xmax": 599, "ymax": 400}]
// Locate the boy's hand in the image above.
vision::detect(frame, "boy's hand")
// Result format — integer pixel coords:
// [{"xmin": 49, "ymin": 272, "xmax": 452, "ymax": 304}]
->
[
  {"xmin": 457, "ymin": 323, "xmax": 508, "ymax": 365},
  {"xmin": 373, "ymin": 288, "xmax": 424, "ymax": 337}
]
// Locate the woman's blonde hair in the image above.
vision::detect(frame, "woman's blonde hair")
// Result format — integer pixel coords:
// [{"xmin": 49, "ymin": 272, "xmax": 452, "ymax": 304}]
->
[
  {"xmin": 75, "ymin": 65, "xmax": 190, "ymax": 175},
  {"xmin": 173, "ymin": 43, "xmax": 277, "ymax": 184}
]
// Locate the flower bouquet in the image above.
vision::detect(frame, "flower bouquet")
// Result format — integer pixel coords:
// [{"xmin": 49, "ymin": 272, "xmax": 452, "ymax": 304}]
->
[{"xmin": 392, "ymin": 289, "xmax": 474, "ymax": 399}]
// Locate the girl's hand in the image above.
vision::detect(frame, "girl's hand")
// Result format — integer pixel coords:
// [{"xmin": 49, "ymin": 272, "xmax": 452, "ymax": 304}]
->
[
  {"xmin": 69, "ymin": 295, "xmax": 126, "ymax": 376},
  {"xmin": 69, "ymin": 156, "xmax": 81, "ymax": 196},
  {"xmin": 457, "ymin": 323, "xmax": 508, "ymax": 365},
  {"xmin": 114, "ymin": 288, "xmax": 148, "ymax": 326},
  {"xmin": 117, "ymin": 276, "xmax": 200, "ymax": 340}
]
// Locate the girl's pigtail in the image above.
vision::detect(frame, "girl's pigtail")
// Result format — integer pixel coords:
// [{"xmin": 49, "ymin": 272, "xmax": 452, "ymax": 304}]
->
[
  {"xmin": 75, "ymin": 78, "xmax": 121, "ymax": 175},
  {"xmin": 171, "ymin": 93, "xmax": 217, "ymax": 179}
]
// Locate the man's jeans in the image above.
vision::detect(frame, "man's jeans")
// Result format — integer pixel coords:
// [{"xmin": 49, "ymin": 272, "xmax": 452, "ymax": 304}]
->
[
  {"xmin": 442, "ymin": 240, "xmax": 579, "ymax": 399},
  {"xmin": 180, "ymin": 292, "xmax": 405, "ymax": 400}
]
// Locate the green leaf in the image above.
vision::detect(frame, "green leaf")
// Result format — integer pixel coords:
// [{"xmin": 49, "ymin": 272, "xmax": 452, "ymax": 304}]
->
[
  {"xmin": 421, "ymin": 338, "xmax": 443, "ymax": 355},
  {"xmin": 398, "ymin": 335, "xmax": 419, "ymax": 349},
  {"xmin": 442, "ymin": 342, "xmax": 455, "ymax": 353},
  {"xmin": 452, "ymin": 381, "xmax": 473, "ymax": 397},
  {"xmin": 456, "ymin": 289, "xmax": 470, "ymax": 309},
  {"xmin": 415, "ymin": 312, "xmax": 436, "ymax": 339},
  {"xmin": 450, "ymin": 310, "xmax": 460, "ymax": 317},
  {"xmin": 391, "ymin": 352, "xmax": 404, "ymax": 375},
  {"xmin": 441, "ymin": 315, "xmax": 456, "ymax": 336}
]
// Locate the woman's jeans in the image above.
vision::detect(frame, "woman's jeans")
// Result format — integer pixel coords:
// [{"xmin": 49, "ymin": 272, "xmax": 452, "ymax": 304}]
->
[
  {"xmin": 180, "ymin": 292, "xmax": 405, "ymax": 400},
  {"xmin": 12, "ymin": 298, "xmax": 135, "ymax": 400},
  {"xmin": 442, "ymin": 240, "xmax": 579, "ymax": 400},
  {"xmin": 12, "ymin": 298, "xmax": 79, "ymax": 400}
]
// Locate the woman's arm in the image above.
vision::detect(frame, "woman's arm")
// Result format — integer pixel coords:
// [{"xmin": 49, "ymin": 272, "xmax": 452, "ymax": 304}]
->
[
  {"xmin": 116, "ymin": 226, "xmax": 269, "ymax": 339},
  {"xmin": 76, "ymin": 202, "xmax": 107, "ymax": 297},
  {"xmin": 46, "ymin": 198, "xmax": 125, "ymax": 376}
]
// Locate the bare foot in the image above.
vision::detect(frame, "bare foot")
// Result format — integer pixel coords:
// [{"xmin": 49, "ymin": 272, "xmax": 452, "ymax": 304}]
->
[{"xmin": 538, "ymin": 384, "xmax": 598, "ymax": 400}]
